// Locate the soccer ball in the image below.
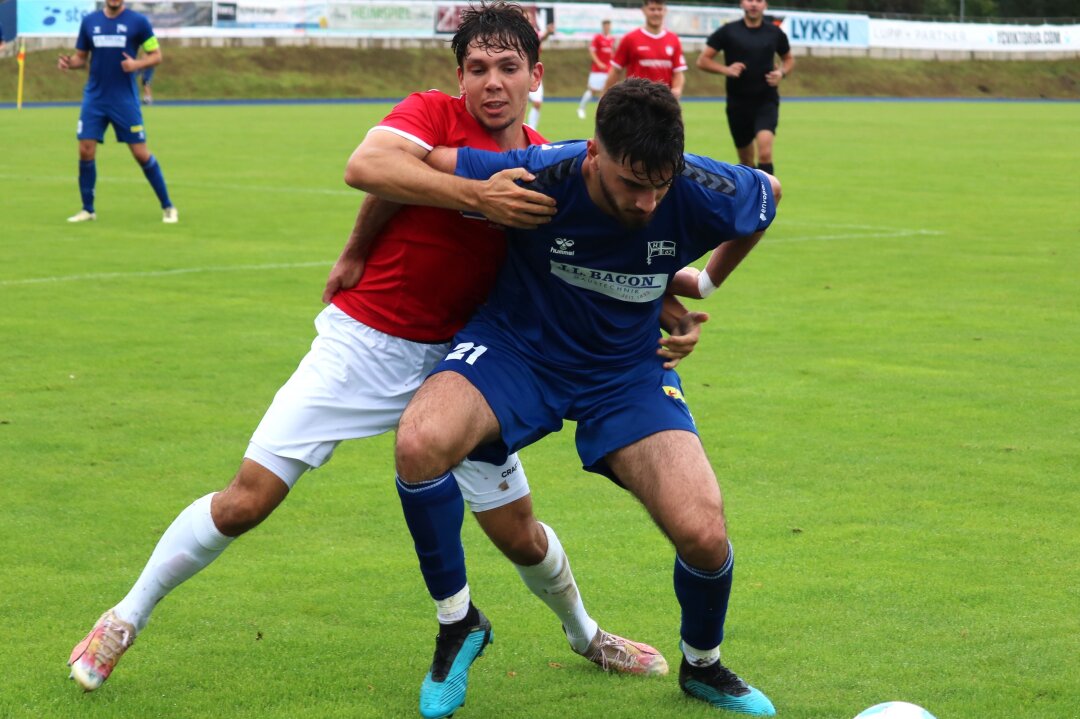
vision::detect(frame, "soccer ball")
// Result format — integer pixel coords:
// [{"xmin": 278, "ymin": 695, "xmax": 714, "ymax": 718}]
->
[{"xmin": 853, "ymin": 701, "xmax": 938, "ymax": 719}]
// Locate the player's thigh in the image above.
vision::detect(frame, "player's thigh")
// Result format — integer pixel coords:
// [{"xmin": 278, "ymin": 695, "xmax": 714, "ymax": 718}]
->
[
  {"xmin": 250, "ymin": 305, "xmax": 446, "ymax": 471},
  {"xmin": 455, "ymin": 452, "xmax": 531, "ymax": 512},
  {"xmin": 77, "ymin": 104, "xmax": 108, "ymax": 143},
  {"xmin": 725, "ymin": 97, "xmax": 757, "ymax": 148},
  {"xmin": 607, "ymin": 429, "xmax": 726, "ymax": 555},
  {"xmin": 108, "ymin": 103, "xmax": 147, "ymax": 144},
  {"xmin": 753, "ymin": 99, "xmax": 780, "ymax": 136}
]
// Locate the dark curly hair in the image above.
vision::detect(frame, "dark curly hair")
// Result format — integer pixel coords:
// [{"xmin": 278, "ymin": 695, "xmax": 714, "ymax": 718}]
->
[
  {"xmin": 451, "ymin": 2, "xmax": 542, "ymax": 69},
  {"xmin": 595, "ymin": 79, "xmax": 685, "ymax": 184}
]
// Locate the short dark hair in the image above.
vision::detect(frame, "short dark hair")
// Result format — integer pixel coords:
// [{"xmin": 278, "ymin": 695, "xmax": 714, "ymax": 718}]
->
[
  {"xmin": 451, "ymin": 2, "xmax": 541, "ymax": 69},
  {"xmin": 595, "ymin": 79, "xmax": 685, "ymax": 183}
]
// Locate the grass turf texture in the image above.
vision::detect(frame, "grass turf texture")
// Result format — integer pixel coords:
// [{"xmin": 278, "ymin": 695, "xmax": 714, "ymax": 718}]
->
[{"xmin": 1, "ymin": 100, "xmax": 1078, "ymax": 718}]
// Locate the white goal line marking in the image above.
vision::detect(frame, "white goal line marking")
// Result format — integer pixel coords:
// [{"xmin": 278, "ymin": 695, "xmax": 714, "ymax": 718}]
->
[{"xmin": 0, "ymin": 261, "xmax": 331, "ymax": 287}]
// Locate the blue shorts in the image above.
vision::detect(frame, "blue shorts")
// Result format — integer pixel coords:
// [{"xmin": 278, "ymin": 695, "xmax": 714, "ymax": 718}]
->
[
  {"xmin": 432, "ymin": 325, "xmax": 698, "ymax": 482},
  {"xmin": 78, "ymin": 101, "xmax": 146, "ymax": 144}
]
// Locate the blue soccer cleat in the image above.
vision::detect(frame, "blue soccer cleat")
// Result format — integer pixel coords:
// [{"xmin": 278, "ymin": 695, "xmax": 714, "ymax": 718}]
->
[
  {"xmin": 419, "ymin": 605, "xmax": 493, "ymax": 719},
  {"xmin": 679, "ymin": 657, "xmax": 776, "ymax": 716}
]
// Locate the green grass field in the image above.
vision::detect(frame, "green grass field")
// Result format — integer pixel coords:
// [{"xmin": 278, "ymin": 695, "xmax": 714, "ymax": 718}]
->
[{"xmin": 1, "ymin": 100, "xmax": 1077, "ymax": 719}]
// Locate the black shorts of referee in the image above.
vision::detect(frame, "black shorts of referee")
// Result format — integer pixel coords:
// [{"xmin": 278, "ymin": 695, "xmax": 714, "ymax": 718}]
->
[{"xmin": 725, "ymin": 93, "xmax": 779, "ymax": 148}]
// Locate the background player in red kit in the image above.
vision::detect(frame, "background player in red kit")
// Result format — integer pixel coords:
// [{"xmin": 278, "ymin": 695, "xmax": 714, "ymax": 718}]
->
[
  {"xmin": 576, "ymin": 18, "xmax": 615, "ymax": 120},
  {"xmin": 603, "ymin": 0, "xmax": 686, "ymax": 99}
]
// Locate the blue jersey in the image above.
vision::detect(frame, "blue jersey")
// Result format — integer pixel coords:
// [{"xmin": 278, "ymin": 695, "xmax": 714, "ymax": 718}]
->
[
  {"xmin": 454, "ymin": 142, "xmax": 776, "ymax": 370},
  {"xmin": 75, "ymin": 9, "xmax": 156, "ymax": 107}
]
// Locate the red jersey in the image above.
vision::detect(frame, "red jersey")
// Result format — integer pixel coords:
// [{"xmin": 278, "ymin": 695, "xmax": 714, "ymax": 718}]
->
[
  {"xmin": 590, "ymin": 32, "xmax": 616, "ymax": 73},
  {"xmin": 610, "ymin": 27, "xmax": 687, "ymax": 87},
  {"xmin": 333, "ymin": 91, "xmax": 546, "ymax": 343}
]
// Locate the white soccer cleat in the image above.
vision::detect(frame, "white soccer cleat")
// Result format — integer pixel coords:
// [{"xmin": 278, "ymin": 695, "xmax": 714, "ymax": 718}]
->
[
  {"xmin": 68, "ymin": 610, "xmax": 136, "ymax": 692},
  {"xmin": 162, "ymin": 207, "xmax": 179, "ymax": 224},
  {"xmin": 577, "ymin": 107, "xmax": 587, "ymax": 120},
  {"xmin": 67, "ymin": 210, "xmax": 96, "ymax": 223},
  {"xmin": 573, "ymin": 628, "xmax": 669, "ymax": 676}
]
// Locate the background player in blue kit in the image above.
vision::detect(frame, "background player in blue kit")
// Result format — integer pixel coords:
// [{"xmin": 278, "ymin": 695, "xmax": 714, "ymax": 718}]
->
[
  {"xmin": 390, "ymin": 79, "xmax": 781, "ymax": 715},
  {"xmin": 57, "ymin": 0, "xmax": 177, "ymax": 223}
]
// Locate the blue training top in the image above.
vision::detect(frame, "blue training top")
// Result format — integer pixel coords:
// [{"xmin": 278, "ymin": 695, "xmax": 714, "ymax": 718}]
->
[
  {"xmin": 76, "ymin": 8, "xmax": 157, "ymax": 107},
  {"xmin": 455, "ymin": 141, "xmax": 776, "ymax": 370}
]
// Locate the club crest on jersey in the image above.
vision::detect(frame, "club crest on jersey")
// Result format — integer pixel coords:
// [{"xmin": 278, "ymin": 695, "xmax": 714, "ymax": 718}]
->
[
  {"xmin": 666, "ymin": 45, "xmax": 675, "ymax": 56},
  {"xmin": 551, "ymin": 237, "xmax": 575, "ymax": 256},
  {"xmin": 646, "ymin": 239, "xmax": 675, "ymax": 265},
  {"xmin": 118, "ymin": 23, "xmax": 127, "ymax": 32}
]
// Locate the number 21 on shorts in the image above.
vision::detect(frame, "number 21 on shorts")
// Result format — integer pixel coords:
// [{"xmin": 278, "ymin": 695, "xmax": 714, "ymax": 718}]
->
[{"xmin": 446, "ymin": 342, "xmax": 488, "ymax": 365}]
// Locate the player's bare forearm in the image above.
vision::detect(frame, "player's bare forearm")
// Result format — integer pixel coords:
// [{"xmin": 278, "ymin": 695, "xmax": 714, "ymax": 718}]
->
[
  {"xmin": 602, "ymin": 67, "xmax": 622, "ymax": 93},
  {"xmin": 671, "ymin": 72, "xmax": 686, "ymax": 99}
]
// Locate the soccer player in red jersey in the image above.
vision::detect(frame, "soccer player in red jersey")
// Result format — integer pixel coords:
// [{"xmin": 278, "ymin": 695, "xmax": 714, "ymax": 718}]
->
[
  {"xmin": 604, "ymin": 0, "xmax": 687, "ymax": 99},
  {"xmin": 576, "ymin": 18, "xmax": 616, "ymax": 120},
  {"xmin": 67, "ymin": 4, "xmax": 671, "ymax": 714}
]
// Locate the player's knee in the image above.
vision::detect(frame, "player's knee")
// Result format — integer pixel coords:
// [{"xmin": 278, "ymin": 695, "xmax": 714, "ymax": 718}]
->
[
  {"xmin": 676, "ymin": 520, "xmax": 730, "ymax": 571},
  {"xmin": 394, "ymin": 425, "xmax": 452, "ymax": 483},
  {"xmin": 490, "ymin": 518, "xmax": 546, "ymax": 566},
  {"xmin": 212, "ymin": 474, "xmax": 281, "ymax": 536}
]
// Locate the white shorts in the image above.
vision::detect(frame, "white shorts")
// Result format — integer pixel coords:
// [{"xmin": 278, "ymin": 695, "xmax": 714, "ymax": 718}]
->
[
  {"xmin": 529, "ymin": 81, "xmax": 544, "ymax": 103},
  {"xmin": 587, "ymin": 72, "xmax": 608, "ymax": 92},
  {"xmin": 246, "ymin": 305, "xmax": 530, "ymax": 511}
]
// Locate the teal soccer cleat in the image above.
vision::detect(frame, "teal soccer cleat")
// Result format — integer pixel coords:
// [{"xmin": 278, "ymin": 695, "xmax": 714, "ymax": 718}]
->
[
  {"xmin": 419, "ymin": 605, "xmax": 493, "ymax": 718},
  {"xmin": 679, "ymin": 657, "xmax": 776, "ymax": 716}
]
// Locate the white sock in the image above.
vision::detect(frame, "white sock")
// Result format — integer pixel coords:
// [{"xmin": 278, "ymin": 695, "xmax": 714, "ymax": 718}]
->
[
  {"xmin": 578, "ymin": 90, "xmax": 593, "ymax": 111},
  {"xmin": 112, "ymin": 494, "xmax": 233, "ymax": 632},
  {"xmin": 436, "ymin": 584, "xmax": 471, "ymax": 624},
  {"xmin": 514, "ymin": 522, "xmax": 598, "ymax": 653},
  {"xmin": 527, "ymin": 107, "xmax": 540, "ymax": 129},
  {"xmin": 681, "ymin": 639, "xmax": 721, "ymax": 667}
]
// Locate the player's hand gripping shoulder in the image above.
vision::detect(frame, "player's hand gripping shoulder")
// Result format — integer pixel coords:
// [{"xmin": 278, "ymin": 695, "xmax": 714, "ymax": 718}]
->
[{"xmin": 426, "ymin": 147, "xmax": 556, "ymax": 230}]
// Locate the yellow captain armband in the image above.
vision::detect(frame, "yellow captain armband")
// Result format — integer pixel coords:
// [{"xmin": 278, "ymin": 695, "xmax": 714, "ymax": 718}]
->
[{"xmin": 142, "ymin": 36, "xmax": 160, "ymax": 52}]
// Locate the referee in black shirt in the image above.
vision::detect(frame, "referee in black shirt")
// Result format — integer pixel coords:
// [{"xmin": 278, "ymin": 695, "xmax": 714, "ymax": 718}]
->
[{"xmin": 697, "ymin": 0, "xmax": 794, "ymax": 176}]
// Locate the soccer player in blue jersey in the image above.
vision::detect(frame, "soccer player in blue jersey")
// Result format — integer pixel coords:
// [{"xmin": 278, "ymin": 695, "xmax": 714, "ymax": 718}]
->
[
  {"xmin": 57, "ymin": 0, "xmax": 176, "ymax": 223},
  {"xmin": 387, "ymin": 79, "xmax": 781, "ymax": 716}
]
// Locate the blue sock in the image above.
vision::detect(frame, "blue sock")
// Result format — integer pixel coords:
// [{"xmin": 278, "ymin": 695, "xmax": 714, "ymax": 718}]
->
[
  {"xmin": 673, "ymin": 543, "xmax": 734, "ymax": 650},
  {"xmin": 78, "ymin": 159, "xmax": 96, "ymax": 212},
  {"xmin": 396, "ymin": 472, "xmax": 466, "ymax": 600},
  {"xmin": 140, "ymin": 155, "xmax": 173, "ymax": 209}
]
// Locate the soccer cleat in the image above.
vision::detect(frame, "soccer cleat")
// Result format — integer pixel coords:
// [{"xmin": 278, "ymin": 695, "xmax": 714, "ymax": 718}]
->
[
  {"xmin": 67, "ymin": 210, "xmax": 96, "ymax": 223},
  {"xmin": 576, "ymin": 107, "xmax": 587, "ymax": 120},
  {"xmin": 68, "ymin": 610, "xmax": 136, "ymax": 692},
  {"xmin": 679, "ymin": 657, "xmax": 776, "ymax": 716},
  {"xmin": 162, "ymin": 206, "xmax": 179, "ymax": 223},
  {"xmin": 419, "ymin": 605, "xmax": 493, "ymax": 719},
  {"xmin": 143, "ymin": 87, "xmax": 153, "ymax": 105},
  {"xmin": 572, "ymin": 628, "xmax": 669, "ymax": 676}
]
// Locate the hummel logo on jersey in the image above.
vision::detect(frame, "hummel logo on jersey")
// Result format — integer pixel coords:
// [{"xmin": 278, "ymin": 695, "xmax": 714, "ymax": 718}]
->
[
  {"xmin": 646, "ymin": 240, "xmax": 675, "ymax": 265},
  {"xmin": 551, "ymin": 237, "xmax": 575, "ymax": 256}
]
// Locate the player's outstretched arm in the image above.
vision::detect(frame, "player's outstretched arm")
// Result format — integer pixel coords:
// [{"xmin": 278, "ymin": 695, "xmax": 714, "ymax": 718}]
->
[
  {"xmin": 345, "ymin": 132, "xmax": 554, "ymax": 229},
  {"xmin": 322, "ymin": 194, "xmax": 401, "ymax": 303},
  {"xmin": 426, "ymin": 146, "xmax": 557, "ymax": 230}
]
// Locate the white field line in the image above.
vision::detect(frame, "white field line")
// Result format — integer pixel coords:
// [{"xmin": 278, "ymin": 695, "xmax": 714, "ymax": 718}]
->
[
  {"xmin": 0, "ymin": 261, "xmax": 331, "ymax": 287},
  {"xmin": 0, "ymin": 173, "xmax": 357, "ymax": 196},
  {"xmin": 0, "ymin": 227, "xmax": 943, "ymax": 288}
]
